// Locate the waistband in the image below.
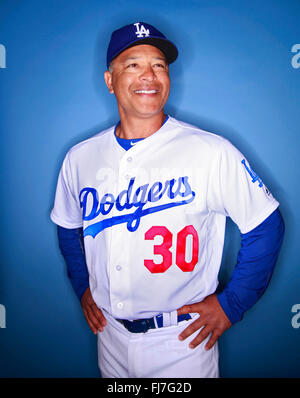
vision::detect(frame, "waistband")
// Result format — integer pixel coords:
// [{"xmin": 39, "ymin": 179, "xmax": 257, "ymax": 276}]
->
[{"xmin": 117, "ymin": 313, "xmax": 191, "ymax": 333}]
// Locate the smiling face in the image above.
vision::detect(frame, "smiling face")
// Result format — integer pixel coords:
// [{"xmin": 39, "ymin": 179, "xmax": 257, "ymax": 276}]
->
[{"xmin": 104, "ymin": 44, "xmax": 170, "ymax": 120}]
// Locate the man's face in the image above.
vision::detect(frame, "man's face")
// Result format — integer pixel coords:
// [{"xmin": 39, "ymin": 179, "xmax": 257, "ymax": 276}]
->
[{"xmin": 104, "ymin": 44, "xmax": 170, "ymax": 119}]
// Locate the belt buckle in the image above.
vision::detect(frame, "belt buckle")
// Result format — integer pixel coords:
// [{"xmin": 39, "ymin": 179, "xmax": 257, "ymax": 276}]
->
[{"xmin": 138, "ymin": 319, "xmax": 152, "ymax": 333}]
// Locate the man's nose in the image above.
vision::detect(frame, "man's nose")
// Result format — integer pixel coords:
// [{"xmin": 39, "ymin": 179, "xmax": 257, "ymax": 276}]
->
[{"xmin": 139, "ymin": 65, "xmax": 156, "ymax": 81}]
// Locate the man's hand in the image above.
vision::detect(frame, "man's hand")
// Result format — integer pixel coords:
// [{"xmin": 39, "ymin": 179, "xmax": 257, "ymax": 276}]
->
[
  {"xmin": 177, "ymin": 293, "xmax": 232, "ymax": 350},
  {"xmin": 81, "ymin": 287, "xmax": 107, "ymax": 335}
]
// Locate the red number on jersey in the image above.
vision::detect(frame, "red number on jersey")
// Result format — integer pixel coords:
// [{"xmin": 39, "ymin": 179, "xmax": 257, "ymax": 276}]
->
[
  {"xmin": 144, "ymin": 225, "xmax": 199, "ymax": 273},
  {"xmin": 176, "ymin": 225, "xmax": 199, "ymax": 272},
  {"xmin": 144, "ymin": 226, "xmax": 173, "ymax": 273}
]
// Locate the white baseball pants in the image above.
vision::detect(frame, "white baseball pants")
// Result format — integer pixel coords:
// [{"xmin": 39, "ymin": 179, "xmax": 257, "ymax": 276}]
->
[{"xmin": 97, "ymin": 310, "xmax": 219, "ymax": 378}]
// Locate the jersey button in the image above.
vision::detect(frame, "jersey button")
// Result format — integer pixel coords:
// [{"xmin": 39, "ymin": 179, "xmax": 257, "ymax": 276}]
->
[
  {"xmin": 117, "ymin": 302, "xmax": 123, "ymax": 309},
  {"xmin": 127, "ymin": 156, "xmax": 133, "ymax": 162},
  {"xmin": 116, "ymin": 265, "xmax": 122, "ymax": 271}
]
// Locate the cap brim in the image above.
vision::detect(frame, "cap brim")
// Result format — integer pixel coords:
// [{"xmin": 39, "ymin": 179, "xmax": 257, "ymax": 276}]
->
[{"xmin": 112, "ymin": 37, "xmax": 178, "ymax": 65}]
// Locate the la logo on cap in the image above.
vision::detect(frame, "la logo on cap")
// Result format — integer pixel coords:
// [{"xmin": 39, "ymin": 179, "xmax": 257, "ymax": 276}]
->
[{"xmin": 134, "ymin": 22, "xmax": 150, "ymax": 38}]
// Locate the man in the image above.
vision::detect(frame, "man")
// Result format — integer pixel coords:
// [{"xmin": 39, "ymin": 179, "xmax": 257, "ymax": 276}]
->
[{"xmin": 51, "ymin": 22, "xmax": 284, "ymax": 378}]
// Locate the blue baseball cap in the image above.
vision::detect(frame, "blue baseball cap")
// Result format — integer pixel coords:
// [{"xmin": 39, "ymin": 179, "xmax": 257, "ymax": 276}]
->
[{"xmin": 106, "ymin": 22, "xmax": 178, "ymax": 69}]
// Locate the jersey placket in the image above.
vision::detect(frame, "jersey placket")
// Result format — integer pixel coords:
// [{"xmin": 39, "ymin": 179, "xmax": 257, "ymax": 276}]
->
[{"xmin": 109, "ymin": 151, "xmax": 136, "ymax": 319}]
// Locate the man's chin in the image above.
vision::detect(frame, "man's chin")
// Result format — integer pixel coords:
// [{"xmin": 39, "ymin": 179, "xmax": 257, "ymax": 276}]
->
[{"xmin": 133, "ymin": 104, "xmax": 167, "ymax": 118}]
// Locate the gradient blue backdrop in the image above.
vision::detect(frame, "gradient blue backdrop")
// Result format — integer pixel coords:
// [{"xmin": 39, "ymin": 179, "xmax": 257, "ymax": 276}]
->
[{"xmin": 0, "ymin": 0, "xmax": 299, "ymax": 378}]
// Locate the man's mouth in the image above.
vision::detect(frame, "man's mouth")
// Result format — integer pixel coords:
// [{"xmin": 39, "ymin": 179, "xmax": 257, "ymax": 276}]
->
[{"xmin": 134, "ymin": 90, "xmax": 158, "ymax": 94}]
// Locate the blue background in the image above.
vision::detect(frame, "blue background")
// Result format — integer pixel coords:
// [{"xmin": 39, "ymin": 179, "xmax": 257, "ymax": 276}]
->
[{"xmin": 0, "ymin": 0, "xmax": 299, "ymax": 378}]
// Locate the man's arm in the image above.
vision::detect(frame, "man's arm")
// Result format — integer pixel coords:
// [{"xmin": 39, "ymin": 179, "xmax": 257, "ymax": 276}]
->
[
  {"xmin": 57, "ymin": 226, "xmax": 107, "ymax": 334},
  {"xmin": 177, "ymin": 208, "xmax": 285, "ymax": 349},
  {"xmin": 217, "ymin": 208, "xmax": 285, "ymax": 324},
  {"xmin": 57, "ymin": 226, "xmax": 89, "ymax": 301}
]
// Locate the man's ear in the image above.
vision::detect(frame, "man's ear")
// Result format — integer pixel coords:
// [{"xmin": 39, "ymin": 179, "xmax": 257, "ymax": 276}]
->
[{"xmin": 104, "ymin": 70, "xmax": 114, "ymax": 94}]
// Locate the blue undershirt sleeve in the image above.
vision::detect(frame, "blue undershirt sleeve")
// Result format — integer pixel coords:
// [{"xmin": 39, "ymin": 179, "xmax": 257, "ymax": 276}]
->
[
  {"xmin": 217, "ymin": 208, "xmax": 285, "ymax": 325},
  {"xmin": 57, "ymin": 225, "xmax": 89, "ymax": 302}
]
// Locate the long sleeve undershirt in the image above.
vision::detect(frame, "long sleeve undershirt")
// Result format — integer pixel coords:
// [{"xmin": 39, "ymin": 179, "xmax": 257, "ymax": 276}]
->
[
  {"xmin": 217, "ymin": 207, "xmax": 284, "ymax": 324},
  {"xmin": 57, "ymin": 225, "xmax": 89, "ymax": 302}
]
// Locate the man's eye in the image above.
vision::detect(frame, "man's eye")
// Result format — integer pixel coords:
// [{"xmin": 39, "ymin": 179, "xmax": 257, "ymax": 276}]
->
[
  {"xmin": 127, "ymin": 63, "xmax": 138, "ymax": 68},
  {"xmin": 154, "ymin": 63, "xmax": 166, "ymax": 69}
]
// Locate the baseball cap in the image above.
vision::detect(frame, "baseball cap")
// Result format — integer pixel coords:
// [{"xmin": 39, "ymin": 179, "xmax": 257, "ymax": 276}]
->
[{"xmin": 106, "ymin": 22, "xmax": 178, "ymax": 69}]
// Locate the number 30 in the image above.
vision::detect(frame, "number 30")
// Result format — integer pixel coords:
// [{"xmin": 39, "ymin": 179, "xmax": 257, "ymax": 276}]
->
[{"xmin": 144, "ymin": 225, "xmax": 199, "ymax": 273}]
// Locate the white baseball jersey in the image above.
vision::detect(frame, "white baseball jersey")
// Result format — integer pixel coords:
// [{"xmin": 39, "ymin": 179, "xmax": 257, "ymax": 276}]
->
[{"xmin": 51, "ymin": 116, "xmax": 279, "ymax": 321}]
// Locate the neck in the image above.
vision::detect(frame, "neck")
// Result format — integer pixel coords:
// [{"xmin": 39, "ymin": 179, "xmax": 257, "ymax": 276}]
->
[{"xmin": 115, "ymin": 112, "xmax": 166, "ymax": 139}]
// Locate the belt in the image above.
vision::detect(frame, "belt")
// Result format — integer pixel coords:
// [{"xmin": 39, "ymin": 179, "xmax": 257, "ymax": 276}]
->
[{"xmin": 117, "ymin": 313, "xmax": 191, "ymax": 333}]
